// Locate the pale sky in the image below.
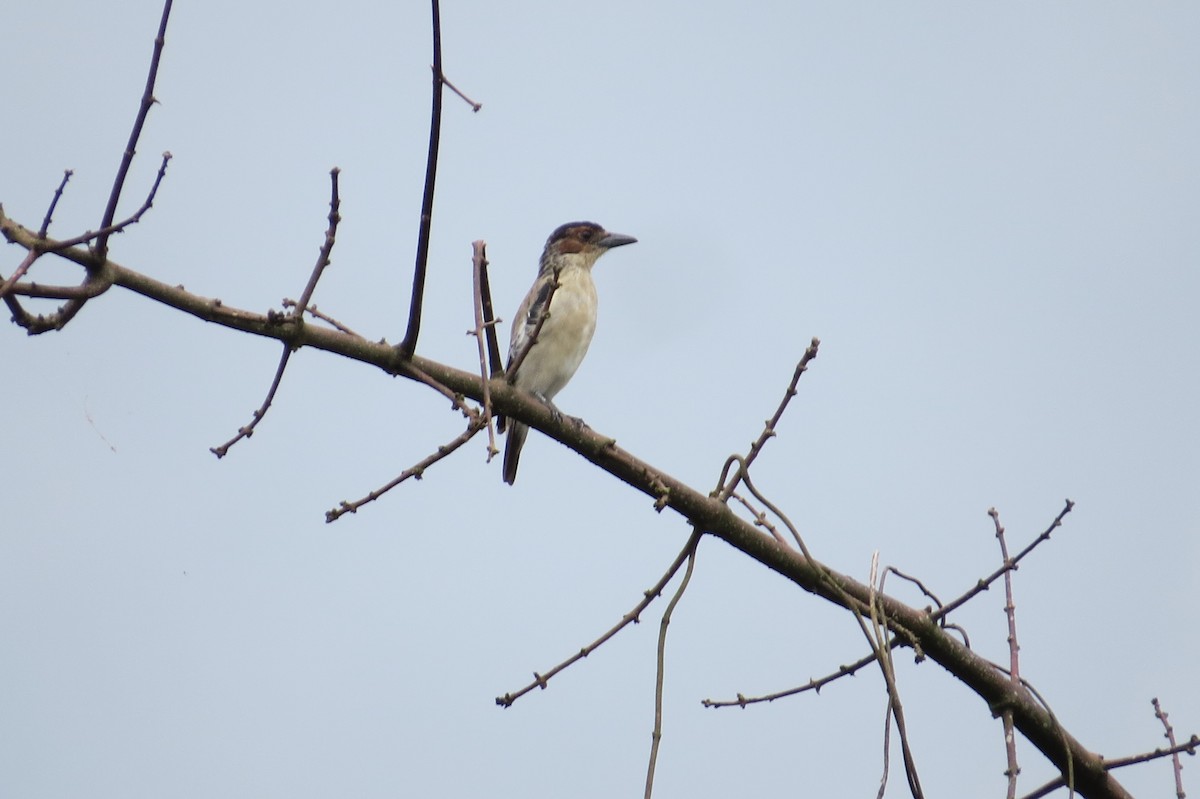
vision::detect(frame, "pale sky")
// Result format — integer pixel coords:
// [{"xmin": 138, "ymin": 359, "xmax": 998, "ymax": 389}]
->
[{"xmin": 3, "ymin": 2, "xmax": 1198, "ymax": 797}]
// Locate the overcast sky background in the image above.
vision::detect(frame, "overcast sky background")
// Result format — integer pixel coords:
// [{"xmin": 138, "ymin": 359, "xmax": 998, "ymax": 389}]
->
[{"xmin": 3, "ymin": 2, "xmax": 1198, "ymax": 797}]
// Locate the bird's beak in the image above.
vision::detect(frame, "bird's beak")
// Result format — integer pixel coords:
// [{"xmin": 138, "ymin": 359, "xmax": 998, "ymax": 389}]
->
[{"xmin": 597, "ymin": 232, "xmax": 637, "ymax": 249}]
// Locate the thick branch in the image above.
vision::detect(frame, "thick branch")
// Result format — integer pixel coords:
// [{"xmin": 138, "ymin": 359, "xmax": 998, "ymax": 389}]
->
[
  {"xmin": 0, "ymin": 218, "xmax": 1132, "ymax": 799},
  {"xmin": 396, "ymin": 0, "xmax": 444, "ymax": 358}
]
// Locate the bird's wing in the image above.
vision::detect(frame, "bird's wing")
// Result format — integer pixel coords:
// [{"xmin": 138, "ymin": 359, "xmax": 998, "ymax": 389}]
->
[
  {"xmin": 506, "ymin": 272, "xmax": 555, "ymax": 368},
  {"xmin": 499, "ymin": 271, "xmax": 554, "ymax": 434}
]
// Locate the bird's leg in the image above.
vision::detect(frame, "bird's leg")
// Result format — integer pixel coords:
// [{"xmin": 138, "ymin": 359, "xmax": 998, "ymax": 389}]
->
[{"xmin": 534, "ymin": 393, "xmax": 588, "ymax": 429}]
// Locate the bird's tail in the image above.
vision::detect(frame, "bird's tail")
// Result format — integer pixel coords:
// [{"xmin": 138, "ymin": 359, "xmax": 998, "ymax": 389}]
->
[{"xmin": 502, "ymin": 421, "xmax": 528, "ymax": 485}]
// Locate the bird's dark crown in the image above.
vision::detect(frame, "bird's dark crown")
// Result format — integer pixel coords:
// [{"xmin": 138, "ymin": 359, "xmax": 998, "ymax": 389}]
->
[{"xmin": 545, "ymin": 221, "xmax": 607, "ymax": 254}]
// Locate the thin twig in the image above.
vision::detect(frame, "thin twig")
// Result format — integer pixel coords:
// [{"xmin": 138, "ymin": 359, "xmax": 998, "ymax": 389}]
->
[
  {"xmin": 209, "ymin": 347, "xmax": 292, "ymax": 458},
  {"xmin": 702, "ymin": 646, "xmax": 892, "ymax": 708},
  {"xmin": 872, "ymin": 554, "xmax": 894, "ymax": 799},
  {"xmin": 717, "ymin": 337, "xmax": 819, "ymax": 501},
  {"xmin": 496, "ymin": 532, "xmax": 701, "ymax": 708},
  {"xmin": 39, "ymin": 170, "xmax": 74, "ymax": 238},
  {"xmin": 95, "ymin": 0, "xmax": 173, "ymax": 260},
  {"xmin": 883, "ymin": 567, "xmax": 945, "ymax": 613},
  {"xmin": 405, "ymin": 361, "xmax": 479, "ymax": 419},
  {"xmin": 2, "ymin": 151, "xmax": 171, "ymax": 332},
  {"xmin": 7, "ymin": 292, "xmax": 94, "ymax": 334},
  {"xmin": 210, "ymin": 170, "xmax": 342, "ymax": 458},
  {"xmin": 2, "ymin": 153, "xmax": 171, "ymax": 319},
  {"xmin": 736, "ymin": 459, "xmax": 809, "ymax": 554},
  {"xmin": 441, "ymin": 70, "xmax": 482, "ymax": 112},
  {"xmin": 48, "ymin": 152, "xmax": 173, "ymax": 253},
  {"xmin": 1018, "ymin": 736, "xmax": 1199, "ymax": 799},
  {"xmin": 324, "ymin": 359, "xmax": 485, "ymax": 521},
  {"xmin": 935, "ymin": 500, "xmax": 1075, "ymax": 621},
  {"xmin": 992, "ymin": 507, "xmax": 1023, "ymax": 799},
  {"xmin": 469, "ymin": 241, "xmax": 498, "ymax": 460},
  {"xmin": 280, "ymin": 300, "xmax": 360, "ymax": 337},
  {"xmin": 0, "ymin": 250, "xmax": 42, "ymax": 302},
  {"xmin": 478, "ymin": 247, "xmax": 503, "ymax": 377},
  {"xmin": 1104, "ymin": 734, "xmax": 1199, "ymax": 770},
  {"xmin": 326, "ymin": 418, "xmax": 485, "ymax": 522},
  {"xmin": 729, "ymin": 491, "xmax": 789, "ymax": 547},
  {"xmin": 644, "ymin": 531, "xmax": 701, "ymax": 799},
  {"xmin": 294, "ymin": 167, "xmax": 342, "ymax": 315},
  {"xmin": 397, "ymin": 0, "xmax": 445, "ymax": 358},
  {"xmin": 1152, "ymin": 698, "xmax": 1187, "ymax": 799},
  {"xmin": 1018, "ymin": 675, "xmax": 1075, "ymax": 799},
  {"xmin": 869, "ymin": 552, "xmax": 925, "ymax": 799},
  {"xmin": 708, "ymin": 457, "xmax": 932, "ymax": 785}
]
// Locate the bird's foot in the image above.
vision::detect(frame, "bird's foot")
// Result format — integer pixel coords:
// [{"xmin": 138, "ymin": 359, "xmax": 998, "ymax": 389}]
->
[{"xmin": 535, "ymin": 394, "xmax": 585, "ymax": 428}]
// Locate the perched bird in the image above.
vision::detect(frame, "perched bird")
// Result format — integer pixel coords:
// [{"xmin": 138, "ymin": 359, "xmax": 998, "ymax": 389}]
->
[{"xmin": 498, "ymin": 221, "xmax": 637, "ymax": 484}]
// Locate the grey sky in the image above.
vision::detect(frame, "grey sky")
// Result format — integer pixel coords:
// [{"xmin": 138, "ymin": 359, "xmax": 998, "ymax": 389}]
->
[{"xmin": 3, "ymin": 2, "xmax": 1198, "ymax": 797}]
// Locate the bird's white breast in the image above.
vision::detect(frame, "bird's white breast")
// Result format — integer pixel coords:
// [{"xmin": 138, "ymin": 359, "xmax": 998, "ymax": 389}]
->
[{"xmin": 514, "ymin": 266, "xmax": 598, "ymax": 401}]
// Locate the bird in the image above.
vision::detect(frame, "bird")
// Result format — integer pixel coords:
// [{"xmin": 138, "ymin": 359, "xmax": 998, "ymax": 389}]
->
[{"xmin": 498, "ymin": 221, "xmax": 637, "ymax": 484}]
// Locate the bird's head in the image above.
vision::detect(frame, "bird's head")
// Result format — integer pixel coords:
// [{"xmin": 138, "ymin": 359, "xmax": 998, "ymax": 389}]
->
[{"xmin": 540, "ymin": 221, "xmax": 637, "ymax": 273}]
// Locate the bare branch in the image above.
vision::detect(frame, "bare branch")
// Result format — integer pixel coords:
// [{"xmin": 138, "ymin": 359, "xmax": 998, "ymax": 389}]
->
[
  {"xmin": 734, "ymin": 458, "xmax": 810, "ymax": 554},
  {"xmin": 6, "ymin": 290, "xmax": 98, "ymax": 334},
  {"xmin": 441, "ymin": 70, "xmax": 482, "ymax": 112},
  {"xmin": 48, "ymin": 152, "xmax": 173, "ymax": 253},
  {"xmin": 729, "ymin": 491, "xmax": 790, "ymax": 547},
  {"xmin": 1019, "ymin": 735, "xmax": 1199, "ymax": 799},
  {"xmin": 326, "ymin": 417, "xmax": 485, "ymax": 522},
  {"xmin": 5, "ymin": 277, "xmax": 109, "ymax": 300},
  {"xmin": 2, "ymin": 152, "xmax": 171, "ymax": 330},
  {"xmin": 1152, "ymin": 697, "xmax": 1187, "ymax": 799},
  {"xmin": 404, "ymin": 361, "xmax": 479, "ymax": 419},
  {"xmin": 469, "ymin": 241, "xmax": 499, "ymax": 460},
  {"xmin": 477, "ymin": 247, "xmax": 503, "ymax": 377},
  {"xmin": 644, "ymin": 531, "xmax": 701, "ymax": 799},
  {"xmin": 209, "ymin": 169, "xmax": 342, "ymax": 458},
  {"xmin": 0, "ymin": 250, "xmax": 44, "ymax": 303},
  {"xmin": 293, "ymin": 167, "xmax": 342, "ymax": 315},
  {"xmin": 717, "ymin": 337, "xmax": 820, "ymax": 501},
  {"xmin": 992, "ymin": 507, "xmax": 1023, "ymax": 798},
  {"xmin": 935, "ymin": 500, "xmax": 1075, "ymax": 621},
  {"xmin": 95, "ymin": 0, "xmax": 174, "ymax": 260},
  {"xmin": 397, "ymin": 0, "xmax": 445, "ymax": 358},
  {"xmin": 281, "ymin": 300, "xmax": 361, "ymax": 337},
  {"xmin": 703, "ymin": 646, "xmax": 888, "ymax": 708},
  {"xmin": 1104, "ymin": 734, "xmax": 1199, "ymax": 770},
  {"xmin": 496, "ymin": 531, "xmax": 701, "ymax": 708},
  {"xmin": 209, "ymin": 347, "xmax": 293, "ymax": 458},
  {"xmin": 39, "ymin": 169, "xmax": 74, "ymax": 238},
  {"xmin": 0, "ymin": 220, "xmax": 1145, "ymax": 797},
  {"xmin": 869, "ymin": 552, "xmax": 925, "ymax": 799},
  {"xmin": 882, "ymin": 567, "xmax": 945, "ymax": 613},
  {"xmin": 324, "ymin": 357, "xmax": 485, "ymax": 522}
]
